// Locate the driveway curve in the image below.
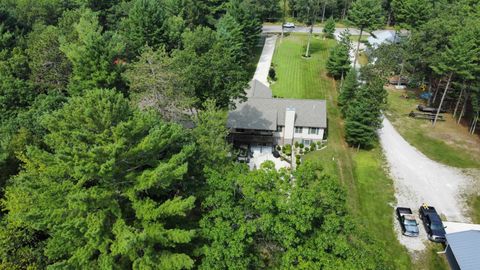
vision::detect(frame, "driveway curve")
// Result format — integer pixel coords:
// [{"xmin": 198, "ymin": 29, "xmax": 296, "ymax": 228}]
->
[{"xmin": 379, "ymin": 117, "xmax": 472, "ymax": 223}]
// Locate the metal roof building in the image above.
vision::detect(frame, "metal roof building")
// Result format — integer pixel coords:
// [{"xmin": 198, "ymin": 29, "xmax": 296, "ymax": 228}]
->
[{"xmin": 445, "ymin": 230, "xmax": 480, "ymax": 270}]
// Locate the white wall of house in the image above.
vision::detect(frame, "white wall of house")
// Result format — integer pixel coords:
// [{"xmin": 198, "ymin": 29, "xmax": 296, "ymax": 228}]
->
[{"xmin": 273, "ymin": 126, "xmax": 324, "ymax": 145}]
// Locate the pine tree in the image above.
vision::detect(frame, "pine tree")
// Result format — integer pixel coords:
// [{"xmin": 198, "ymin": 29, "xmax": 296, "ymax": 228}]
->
[
  {"xmin": 60, "ymin": 9, "xmax": 126, "ymax": 95},
  {"xmin": 348, "ymin": 0, "xmax": 384, "ymax": 69},
  {"xmin": 338, "ymin": 69, "xmax": 358, "ymax": 116},
  {"xmin": 344, "ymin": 77, "xmax": 386, "ymax": 148},
  {"xmin": 323, "ymin": 17, "xmax": 336, "ymax": 39},
  {"xmin": 326, "ymin": 42, "xmax": 351, "ymax": 79},
  {"xmin": 3, "ymin": 89, "xmax": 197, "ymax": 269}
]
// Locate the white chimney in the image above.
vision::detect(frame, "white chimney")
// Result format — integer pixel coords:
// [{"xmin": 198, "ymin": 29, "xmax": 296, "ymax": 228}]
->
[{"xmin": 284, "ymin": 107, "xmax": 295, "ymax": 145}]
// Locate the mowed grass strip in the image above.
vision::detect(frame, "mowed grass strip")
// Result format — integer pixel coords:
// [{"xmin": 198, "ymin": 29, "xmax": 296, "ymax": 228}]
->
[{"xmin": 272, "ymin": 34, "xmax": 413, "ymax": 269}]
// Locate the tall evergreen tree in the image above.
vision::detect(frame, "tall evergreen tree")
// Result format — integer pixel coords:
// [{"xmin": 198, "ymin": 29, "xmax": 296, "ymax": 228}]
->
[
  {"xmin": 348, "ymin": 0, "xmax": 384, "ymax": 68},
  {"xmin": 338, "ymin": 69, "xmax": 358, "ymax": 116},
  {"xmin": 323, "ymin": 17, "xmax": 336, "ymax": 38},
  {"xmin": 60, "ymin": 9, "xmax": 126, "ymax": 95},
  {"xmin": 344, "ymin": 76, "xmax": 386, "ymax": 148}
]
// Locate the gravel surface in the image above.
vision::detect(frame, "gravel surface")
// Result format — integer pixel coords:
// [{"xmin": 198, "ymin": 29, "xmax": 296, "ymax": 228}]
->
[{"xmin": 379, "ymin": 117, "xmax": 474, "ymax": 251}]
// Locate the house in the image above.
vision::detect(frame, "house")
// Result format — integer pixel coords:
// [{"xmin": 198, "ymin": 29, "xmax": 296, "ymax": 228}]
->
[
  {"xmin": 444, "ymin": 230, "xmax": 480, "ymax": 270},
  {"xmin": 227, "ymin": 79, "xmax": 327, "ymax": 148}
]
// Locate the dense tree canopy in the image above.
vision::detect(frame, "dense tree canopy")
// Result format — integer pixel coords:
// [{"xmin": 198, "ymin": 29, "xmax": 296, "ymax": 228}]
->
[{"xmin": 3, "ymin": 89, "xmax": 198, "ymax": 269}]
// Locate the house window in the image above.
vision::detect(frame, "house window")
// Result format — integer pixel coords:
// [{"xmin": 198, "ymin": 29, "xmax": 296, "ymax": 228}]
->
[
  {"xmin": 276, "ymin": 126, "xmax": 283, "ymax": 132},
  {"xmin": 303, "ymin": 139, "xmax": 311, "ymax": 146},
  {"xmin": 308, "ymin": 127, "xmax": 319, "ymax": 135},
  {"xmin": 295, "ymin": 127, "xmax": 303, "ymax": 134}
]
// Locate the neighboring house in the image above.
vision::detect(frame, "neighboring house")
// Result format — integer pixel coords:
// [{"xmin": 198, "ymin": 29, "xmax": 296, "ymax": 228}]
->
[
  {"xmin": 444, "ymin": 230, "xmax": 480, "ymax": 270},
  {"xmin": 227, "ymin": 79, "xmax": 327, "ymax": 147}
]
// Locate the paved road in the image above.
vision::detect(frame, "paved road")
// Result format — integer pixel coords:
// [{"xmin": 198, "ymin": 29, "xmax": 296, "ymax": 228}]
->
[{"xmin": 263, "ymin": 25, "xmax": 361, "ymax": 35}]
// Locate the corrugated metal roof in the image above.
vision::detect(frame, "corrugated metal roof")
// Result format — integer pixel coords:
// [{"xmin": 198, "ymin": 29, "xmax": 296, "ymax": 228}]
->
[{"xmin": 446, "ymin": 230, "xmax": 480, "ymax": 270}]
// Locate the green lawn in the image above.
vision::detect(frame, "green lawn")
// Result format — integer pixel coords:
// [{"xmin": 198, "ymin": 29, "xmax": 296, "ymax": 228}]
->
[
  {"xmin": 272, "ymin": 34, "xmax": 413, "ymax": 269},
  {"xmin": 386, "ymin": 88, "xmax": 480, "ymax": 168},
  {"xmin": 271, "ymin": 34, "xmax": 336, "ymax": 99}
]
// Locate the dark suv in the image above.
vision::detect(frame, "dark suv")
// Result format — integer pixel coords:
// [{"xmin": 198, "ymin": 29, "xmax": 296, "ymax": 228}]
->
[{"xmin": 419, "ymin": 205, "xmax": 446, "ymax": 243}]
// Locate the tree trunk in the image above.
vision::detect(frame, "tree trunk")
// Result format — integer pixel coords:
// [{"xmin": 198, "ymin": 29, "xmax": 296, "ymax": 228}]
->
[
  {"xmin": 470, "ymin": 111, "xmax": 479, "ymax": 134},
  {"xmin": 305, "ymin": 24, "xmax": 313, "ymax": 57},
  {"xmin": 397, "ymin": 60, "xmax": 404, "ymax": 88},
  {"xmin": 433, "ymin": 72, "xmax": 452, "ymax": 127},
  {"xmin": 453, "ymin": 83, "xmax": 465, "ymax": 118},
  {"xmin": 353, "ymin": 27, "xmax": 363, "ymax": 70},
  {"xmin": 387, "ymin": 9, "xmax": 392, "ymax": 26},
  {"xmin": 432, "ymin": 78, "xmax": 442, "ymax": 105},
  {"xmin": 458, "ymin": 93, "xmax": 468, "ymax": 124},
  {"xmin": 321, "ymin": 1, "xmax": 327, "ymax": 23},
  {"xmin": 340, "ymin": 71, "xmax": 344, "ymax": 88}
]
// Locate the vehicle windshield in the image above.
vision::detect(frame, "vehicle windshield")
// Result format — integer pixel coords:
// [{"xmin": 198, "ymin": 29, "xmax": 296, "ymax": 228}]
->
[
  {"xmin": 431, "ymin": 223, "xmax": 444, "ymax": 231},
  {"xmin": 405, "ymin": 219, "xmax": 417, "ymax": 226}
]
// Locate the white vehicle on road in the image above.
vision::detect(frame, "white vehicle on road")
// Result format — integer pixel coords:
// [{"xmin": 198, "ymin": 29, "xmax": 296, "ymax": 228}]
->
[{"xmin": 283, "ymin": 22, "xmax": 295, "ymax": 28}]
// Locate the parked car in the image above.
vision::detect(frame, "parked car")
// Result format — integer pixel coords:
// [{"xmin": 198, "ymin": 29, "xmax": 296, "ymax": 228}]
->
[
  {"xmin": 283, "ymin": 22, "xmax": 295, "ymax": 28},
  {"xmin": 419, "ymin": 204, "xmax": 446, "ymax": 242},
  {"xmin": 396, "ymin": 207, "xmax": 419, "ymax": 237}
]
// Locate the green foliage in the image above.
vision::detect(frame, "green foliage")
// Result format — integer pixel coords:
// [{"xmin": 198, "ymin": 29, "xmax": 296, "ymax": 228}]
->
[
  {"xmin": 122, "ymin": 0, "xmax": 186, "ymax": 53},
  {"xmin": 200, "ymin": 161, "xmax": 389, "ymax": 269},
  {"xmin": 323, "ymin": 17, "xmax": 336, "ymax": 38},
  {"xmin": 2, "ymin": 89, "xmax": 197, "ymax": 268},
  {"xmin": 345, "ymin": 77, "xmax": 387, "ymax": 148},
  {"xmin": 26, "ymin": 24, "xmax": 71, "ymax": 93},
  {"xmin": 172, "ymin": 27, "xmax": 249, "ymax": 108},
  {"xmin": 348, "ymin": 0, "xmax": 385, "ymax": 31},
  {"xmin": 60, "ymin": 9, "xmax": 126, "ymax": 95},
  {"xmin": 326, "ymin": 41, "xmax": 351, "ymax": 79},
  {"xmin": 338, "ymin": 69, "xmax": 358, "ymax": 116},
  {"xmin": 391, "ymin": 0, "xmax": 433, "ymax": 29},
  {"xmin": 124, "ymin": 45, "xmax": 193, "ymax": 119}
]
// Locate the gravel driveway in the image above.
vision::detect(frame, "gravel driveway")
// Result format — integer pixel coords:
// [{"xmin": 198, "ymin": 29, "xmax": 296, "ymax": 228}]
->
[{"xmin": 379, "ymin": 117, "xmax": 474, "ymax": 251}]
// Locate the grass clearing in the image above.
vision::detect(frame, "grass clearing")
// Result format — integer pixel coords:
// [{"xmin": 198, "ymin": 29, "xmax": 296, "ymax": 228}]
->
[
  {"xmin": 386, "ymin": 87, "xmax": 480, "ymax": 168},
  {"xmin": 271, "ymin": 34, "xmax": 336, "ymax": 99},
  {"xmin": 272, "ymin": 33, "xmax": 413, "ymax": 269}
]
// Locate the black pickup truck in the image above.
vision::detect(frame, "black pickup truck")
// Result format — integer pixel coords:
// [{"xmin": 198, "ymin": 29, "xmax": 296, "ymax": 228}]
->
[
  {"xmin": 419, "ymin": 205, "xmax": 446, "ymax": 243},
  {"xmin": 396, "ymin": 207, "xmax": 419, "ymax": 237}
]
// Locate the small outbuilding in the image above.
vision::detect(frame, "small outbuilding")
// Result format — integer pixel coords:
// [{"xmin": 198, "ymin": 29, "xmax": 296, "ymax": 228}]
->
[{"xmin": 444, "ymin": 230, "xmax": 480, "ymax": 270}]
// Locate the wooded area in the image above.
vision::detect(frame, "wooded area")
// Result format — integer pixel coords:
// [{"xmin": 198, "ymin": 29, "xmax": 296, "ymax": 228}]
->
[
  {"xmin": 0, "ymin": 0, "xmax": 397, "ymax": 269},
  {"xmin": 0, "ymin": 0, "xmax": 479, "ymax": 268}
]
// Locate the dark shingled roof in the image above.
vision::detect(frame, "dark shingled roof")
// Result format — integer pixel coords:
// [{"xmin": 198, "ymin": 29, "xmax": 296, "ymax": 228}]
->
[
  {"xmin": 228, "ymin": 80, "xmax": 327, "ymax": 131},
  {"xmin": 446, "ymin": 230, "xmax": 480, "ymax": 270}
]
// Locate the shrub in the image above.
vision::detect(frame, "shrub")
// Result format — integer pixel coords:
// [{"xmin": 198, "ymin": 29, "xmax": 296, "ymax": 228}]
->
[
  {"xmin": 299, "ymin": 149, "xmax": 304, "ymax": 155},
  {"xmin": 304, "ymin": 148, "xmax": 310, "ymax": 153},
  {"xmin": 276, "ymin": 145, "xmax": 281, "ymax": 151},
  {"xmin": 269, "ymin": 66, "xmax": 276, "ymax": 81},
  {"xmin": 296, "ymin": 159, "xmax": 301, "ymax": 166},
  {"xmin": 310, "ymin": 144, "xmax": 315, "ymax": 151},
  {"xmin": 294, "ymin": 141, "xmax": 299, "ymax": 148},
  {"xmin": 299, "ymin": 143, "xmax": 304, "ymax": 149},
  {"xmin": 296, "ymin": 154, "xmax": 300, "ymax": 160}
]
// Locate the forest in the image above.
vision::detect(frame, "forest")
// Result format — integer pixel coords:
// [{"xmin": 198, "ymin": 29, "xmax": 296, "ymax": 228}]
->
[{"xmin": 0, "ymin": 0, "xmax": 479, "ymax": 269}]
